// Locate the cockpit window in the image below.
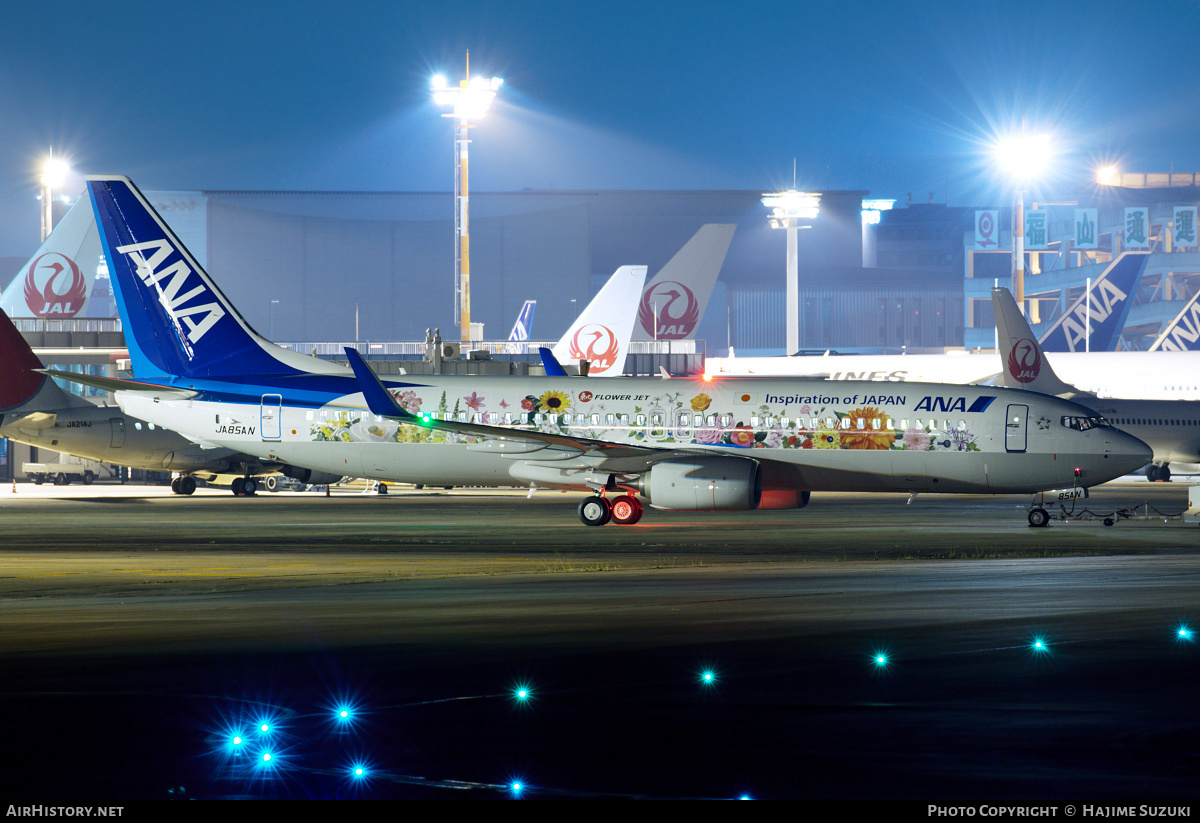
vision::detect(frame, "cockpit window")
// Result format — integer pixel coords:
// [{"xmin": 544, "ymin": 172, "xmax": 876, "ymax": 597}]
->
[{"xmin": 1061, "ymin": 415, "xmax": 1112, "ymax": 431}]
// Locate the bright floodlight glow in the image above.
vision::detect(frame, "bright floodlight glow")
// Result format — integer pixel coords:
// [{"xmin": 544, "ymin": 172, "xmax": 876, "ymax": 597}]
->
[
  {"xmin": 1096, "ymin": 165, "xmax": 1121, "ymax": 186},
  {"xmin": 699, "ymin": 668, "xmax": 717, "ymax": 686},
  {"xmin": 1029, "ymin": 635, "xmax": 1051, "ymax": 655},
  {"xmin": 431, "ymin": 73, "xmax": 504, "ymax": 120},
  {"xmin": 1176, "ymin": 624, "xmax": 1193, "ymax": 642},
  {"xmin": 41, "ymin": 157, "xmax": 70, "ymax": 189},
  {"xmin": 992, "ymin": 133, "xmax": 1054, "ymax": 182},
  {"xmin": 762, "ymin": 190, "xmax": 821, "ymax": 227},
  {"xmin": 514, "ymin": 686, "xmax": 531, "ymax": 702}
]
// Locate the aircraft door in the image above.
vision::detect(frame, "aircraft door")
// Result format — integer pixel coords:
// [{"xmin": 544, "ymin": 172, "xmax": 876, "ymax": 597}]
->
[
  {"xmin": 1005, "ymin": 404, "xmax": 1028, "ymax": 453},
  {"xmin": 109, "ymin": 418, "xmax": 126, "ymax": 448},
  {"xmin": 261, "ymin": 394, "xmax": 282, "ymax": 441}
]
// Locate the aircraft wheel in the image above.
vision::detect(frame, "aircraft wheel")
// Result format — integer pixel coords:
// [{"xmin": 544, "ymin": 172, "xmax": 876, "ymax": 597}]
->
[
  {"xmin": 263, "ymin": 475, "xmax": 278, "ymax": 492},
  {"xmin": 1160, "ymin": 465, "xmax": 1171, "ymax": 482},
  {"xmin": 180, "ymin": 476, "xmax": 196, "ymax": 495},
  {"xmin": 1028, "ymin": 507, "xmax": 1050, "ymax": 528},
  {"xmin": 578, "ymin": 495, "xmax": 612, "ymax": 527},
  {"xmin": 231, "ymin": 477, "xmax": 245, "ymax": 496},
  {"xmin": 610, "ymin": 494, "xmax": 643, "ymax": 525},
  {"xmin": 242, "ymin": 478, "xmax": 257, "ymax": 496},
  {"xmin": 171, "ymin": 477, "xmax": 182, "ymax": 494}
]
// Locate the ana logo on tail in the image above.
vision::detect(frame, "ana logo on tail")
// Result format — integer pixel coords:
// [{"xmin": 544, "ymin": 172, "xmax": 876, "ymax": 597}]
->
[
  {"xmin": 1006, "ymin": 339, "xmax": 1042, "ymax": 383},
  {"xmin": 638, "ymin": 280, "xmax": 699, "ymax": 339},
  {"xmin": 23, "ymin": 253, "xmax": 86, "ymax": 317},
  {"xmin": 568, "ymin": 324, "xmax": 620, "ymax": 373},
  {"xmin": 115, "ymin": 239, "xmax": 226, "ymax": 345}
]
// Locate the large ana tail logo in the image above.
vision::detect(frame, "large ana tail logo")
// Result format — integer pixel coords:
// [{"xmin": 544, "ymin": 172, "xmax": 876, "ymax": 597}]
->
[
  {"xmin": 638, "ymin": 280, "xmax": 699, "ymax": 339},
  {"xmin": 114, "ymin": 239, "xmax": 227, "ymax": 349},
  {"xmin": 568, "ymin": 323, "xmax": 620, "ymax": 373},
  {"xmin": 22, "ymin": 253, "xmax": 87, "ymax": 318},
  {"xmin": 1006, "ymin": 339, "xmax": 1041, "ymax": 383}
]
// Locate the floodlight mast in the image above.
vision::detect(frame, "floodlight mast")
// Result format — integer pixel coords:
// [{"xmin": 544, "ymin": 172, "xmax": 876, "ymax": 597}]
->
[
  {"xmin": 40, "ymin": 151, "xmax": 69, "ymax": 242},
  {"xmin": 762, "ymin": 190, "xmax": 820, "ymax": 355},
  {"xmin": 993, "ymin": 131, "xmax": 1052, "ymax": 312},
  {"xmin": 432, "ymin": 53, "xmax": 503, "ymax": 342}
]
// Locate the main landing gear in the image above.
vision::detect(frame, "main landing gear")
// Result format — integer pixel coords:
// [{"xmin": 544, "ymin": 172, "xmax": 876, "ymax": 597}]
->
[
  {"xmin": 170, "ymin": 476, "xmax": 197, "ymax": 495},
  {"xmin": 578, "ymin": 493, "xmax": 644, "ymax": 526},
  {"xmin": 1147, "ymin": 464, "xmax": 1172, "ymax": 482},
  {"xmin": 231, "ymin": 476, "xmax": 257, "ymax": 496}
]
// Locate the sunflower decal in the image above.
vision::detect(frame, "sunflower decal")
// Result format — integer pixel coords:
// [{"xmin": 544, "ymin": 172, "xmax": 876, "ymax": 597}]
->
[
  {"xmin": 840, "ymin": 407, "xmax": 894, "ymax": 450},
  {"xmin": 538, "ymin": 389, "xmax": 571, "ymax": 412}
]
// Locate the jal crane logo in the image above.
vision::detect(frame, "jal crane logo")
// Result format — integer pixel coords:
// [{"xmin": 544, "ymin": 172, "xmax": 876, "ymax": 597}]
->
[
  {"xmin": 638, "ymin": 280, "xmax": 699, "ymax": 339},
  {"xmin": 1006, "ymin": 339, "xmax": 1042, "ymax": 383},
  {"xmin": 23, "ymin": 253, "xmax": 87, "ymax": 317},
  {"xmin": 568, "ymin": 324, "xmax": 620, "ymax": 374}
]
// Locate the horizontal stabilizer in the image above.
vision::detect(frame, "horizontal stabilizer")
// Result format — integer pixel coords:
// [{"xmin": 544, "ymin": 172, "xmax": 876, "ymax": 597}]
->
[{"xmin": 37, "ymin": 368, "xmax": 198, "ymax": 400}]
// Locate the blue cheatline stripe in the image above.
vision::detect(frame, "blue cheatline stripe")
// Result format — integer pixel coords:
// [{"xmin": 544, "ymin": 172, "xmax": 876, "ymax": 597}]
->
[{"xmin": 967, "ymin": 396, "xmax": 996, "ymax": 414}]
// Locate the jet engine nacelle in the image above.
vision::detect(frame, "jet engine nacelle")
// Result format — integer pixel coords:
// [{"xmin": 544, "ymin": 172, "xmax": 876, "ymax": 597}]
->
[
  {"xmin": 634, "ymin": 456, "xmax": 762, "ymax": 511},
  {"xmin": 281, "ymin": 465, "xmax": 344, "ymax": 486}
]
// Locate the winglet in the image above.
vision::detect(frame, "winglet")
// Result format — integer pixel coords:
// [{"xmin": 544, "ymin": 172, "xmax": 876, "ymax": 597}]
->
[
  {"xmin": 344, "ymin": 347, "xmax": 419, "ymax": 421},
  {"xmin": 539, "ymin": 346, "xmax": 569, "ymax": 377},
  {"xmin": 991, "ymin": 288, "xmax": 1080, "ymax": 397}
]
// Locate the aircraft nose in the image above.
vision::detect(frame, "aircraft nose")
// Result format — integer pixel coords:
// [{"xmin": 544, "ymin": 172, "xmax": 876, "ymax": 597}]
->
[{"xmin": 1113, "ymin": 431, "xmax": 1154, "ymax": 476}]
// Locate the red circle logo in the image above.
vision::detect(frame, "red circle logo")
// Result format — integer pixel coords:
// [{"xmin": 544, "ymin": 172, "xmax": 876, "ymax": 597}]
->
[
  {"xmin": 638, "ymin": 280, "xmax": 700, "ymax": 339},
  {"xmin": 569, "ymin": 324, "xmax": 620, "ymax": 373},
  {"xmin": 23, "ymin": 253, "xmax": 87, "ymax": 318},
  {"xmin": 1006, "ymin": 339, "xmax": 1041, "ymax": 384},
  {"xmin": 578, "ymin": 391, "xmax": 594, "ymax": 403}
]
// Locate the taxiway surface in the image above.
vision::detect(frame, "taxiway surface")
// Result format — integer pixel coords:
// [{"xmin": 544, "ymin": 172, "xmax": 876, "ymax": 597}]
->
[{"xmin": 1, "ymin": 482, "xmax": 1197, "ymax": 800}]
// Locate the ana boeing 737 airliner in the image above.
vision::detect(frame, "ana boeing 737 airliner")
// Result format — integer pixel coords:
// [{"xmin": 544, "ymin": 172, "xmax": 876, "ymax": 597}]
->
[{"xmin": 53, "ymin": 176, "xmax": 1151, "ymax": 526}]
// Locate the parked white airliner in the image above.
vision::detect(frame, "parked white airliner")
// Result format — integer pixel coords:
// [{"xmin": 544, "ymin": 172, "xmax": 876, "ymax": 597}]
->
[{"xmin": 56, "ymin": 177, "xmax": 1151, "ymax": 526}]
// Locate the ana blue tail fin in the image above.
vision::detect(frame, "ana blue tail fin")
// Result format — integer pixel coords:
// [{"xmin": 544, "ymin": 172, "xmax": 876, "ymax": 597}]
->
[{"xmin": 86, "ymin": 176, "xmax": 297, "ymax": 381}]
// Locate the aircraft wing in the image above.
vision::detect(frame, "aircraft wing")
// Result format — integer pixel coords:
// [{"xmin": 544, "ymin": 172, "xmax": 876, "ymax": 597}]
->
[
  {"xmin": 345, "ymin": 347, "xmax": 665, "ymax": 462},
  {"xmin": 38, "ymin": 369, "xmax": 199, "ymax": 400}
]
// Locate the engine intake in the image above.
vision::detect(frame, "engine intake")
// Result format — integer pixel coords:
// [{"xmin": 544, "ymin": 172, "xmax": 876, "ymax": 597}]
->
[{"xmin": 633, "ymin": 456, "xmax": 762, "ymax": 511}]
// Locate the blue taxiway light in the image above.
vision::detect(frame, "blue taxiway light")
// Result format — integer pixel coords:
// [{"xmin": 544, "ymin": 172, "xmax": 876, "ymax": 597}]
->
[
  {"xmin": 1176, "ymin": 625, "xmax": 1193, "ymax": 641},
  {"xmin": 509, "ymin": 780, "xmax": 525, "ymax": 797},
  {"xmin": 1029, "ymin": 636, "xmax": 1050, "ymax": 655},
  {"xmin": 699, "ymin": 669, "xmax": 717, "ymax": 686}
]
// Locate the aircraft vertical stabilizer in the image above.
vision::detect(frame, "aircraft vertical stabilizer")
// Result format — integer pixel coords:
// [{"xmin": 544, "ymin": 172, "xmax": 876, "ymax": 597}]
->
[
  {"xmin": 85, "ymin": 176, "xmax": 345, "ymax": 382},
  {"xmin": 1037, "ymin": 252, "xmax": 1147, "ymax": 352},
  {"xmin": 0, "ymin": 197, "xmax": 107, "ymax": 320},
  {"xmin": 992, "ymin": 287, "xmax": 1079, "ymax": 397},
  {"xmin": 634, "ymin": 224, "xmax": 735, "ymax": 341},
  {"xmin": 508, "ymin": 300, "xmax": 537, "ymax": 342},
  {"xmin": 1149, "ymin": 290, "xmax": 1200, "ymax": 351},
  {"xmin": 551, "ymin": 265, "xmax": 647, "ymax": 375},
  {"xmin": 0, "ymin": 310, "xmax": 91, "ymax": 413}
]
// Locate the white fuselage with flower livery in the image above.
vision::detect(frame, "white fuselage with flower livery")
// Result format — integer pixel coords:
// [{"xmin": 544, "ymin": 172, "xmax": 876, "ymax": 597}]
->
[
  {"xmin": 83, "ymin": 175, "xmax": 1152, "ymax": 515},
  {"xmin": 114, "ymin": 374, "xmax": 1148, "ymax": 501}
]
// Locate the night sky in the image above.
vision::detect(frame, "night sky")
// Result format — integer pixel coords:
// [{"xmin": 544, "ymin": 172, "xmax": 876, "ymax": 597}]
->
[{"xmin": 2, "ymin": 0, "xmax": 1198, "ymax": 256}]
